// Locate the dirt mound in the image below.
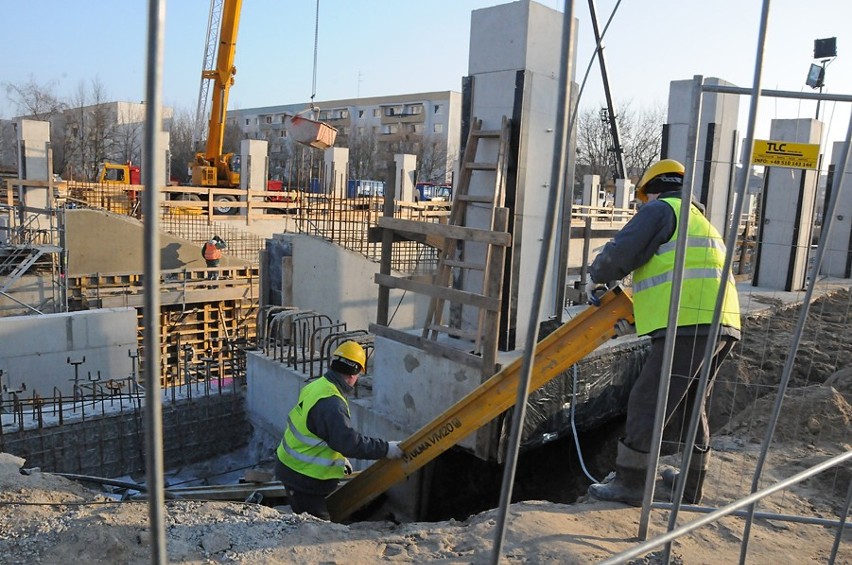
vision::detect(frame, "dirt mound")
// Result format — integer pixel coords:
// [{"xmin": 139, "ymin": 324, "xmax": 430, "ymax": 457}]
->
[
  {"xmin": 710, "ymin": 288, "xmax": 852, "ymax": 430},
  {"xmin": 721, "ymin": 384, "xmax": 852, "ymax": 446}
]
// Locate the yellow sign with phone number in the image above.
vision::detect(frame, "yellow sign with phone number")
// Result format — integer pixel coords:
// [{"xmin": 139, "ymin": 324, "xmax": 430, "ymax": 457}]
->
[{"xmin": 752, "ymin": 139, "xmax": 820, "ymax": 169}]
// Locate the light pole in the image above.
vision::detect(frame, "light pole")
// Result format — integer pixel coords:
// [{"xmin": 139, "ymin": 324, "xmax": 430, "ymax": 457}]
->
[{"xmin": 808, "ymin": 37, "xmax": 837, "ymax": 120}]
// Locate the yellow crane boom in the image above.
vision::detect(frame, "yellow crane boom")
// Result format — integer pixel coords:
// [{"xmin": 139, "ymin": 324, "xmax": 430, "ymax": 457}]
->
[{"xmin": 191, "ymin": 0, "xmax": 243, "ymax": 188}]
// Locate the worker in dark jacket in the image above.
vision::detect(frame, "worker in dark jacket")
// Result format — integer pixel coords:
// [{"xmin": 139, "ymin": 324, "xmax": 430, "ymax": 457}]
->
[
  {"xmin": 274, "ymin": 340, "xmax": 403, "ymax": 519},
  {"xmin": 202, "ymin": 236, "xmax": 227, "ymax": 280},
  {"xmin": 586, "ymin": 159, "xmax": 741, "ymax": 506}
]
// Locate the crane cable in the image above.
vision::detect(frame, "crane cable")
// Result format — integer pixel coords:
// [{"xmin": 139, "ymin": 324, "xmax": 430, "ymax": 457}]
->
[{"xmin": 310, "ymin": 0, "xmax": 320, "ymax": 116}]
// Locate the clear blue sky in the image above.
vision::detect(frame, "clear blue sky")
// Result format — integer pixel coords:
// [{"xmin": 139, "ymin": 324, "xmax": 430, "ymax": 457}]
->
[{"xmin": 4, "ymin": 1, "xmax": 852, "ymax": 155}]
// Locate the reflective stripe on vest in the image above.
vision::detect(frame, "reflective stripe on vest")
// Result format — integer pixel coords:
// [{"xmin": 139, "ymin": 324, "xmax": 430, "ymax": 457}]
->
[
  {"xmin": 632, "ymin": 197, "xmax": 741, "ymax": 336},
  {"xmin": 203, "ymin": 242, "xmax": 222, "ymax": 261},
  {"xmin": 276, "ymin": 377, "xmax": 348, "ymax": 480}
]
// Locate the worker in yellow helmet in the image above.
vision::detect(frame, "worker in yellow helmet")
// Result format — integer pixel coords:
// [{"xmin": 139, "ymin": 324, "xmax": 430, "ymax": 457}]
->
[
  {"xmin": 586, "ymin": 159, "xmax": 741, "ymax": 506},
  {"xmin": 274, "ymin": 340, "xmax": 404, "ymax": 519}
]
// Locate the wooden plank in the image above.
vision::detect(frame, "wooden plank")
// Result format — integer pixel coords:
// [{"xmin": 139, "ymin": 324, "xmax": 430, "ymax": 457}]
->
[
  {"xmin": 375, "ymin": 273, "xmax": 499, "ymax": 311},
  {"xmin": 369, "ymin": 324, "xmax": 484, "ymax": 370},
  {"xmin": 427, "ymin": 324, "xmax": 478, "ymax": 341},
  {"xmin": 442, "ymin": 259, "xmax": 485, "ymax": 271},
  {"xmin": 377, "ymin": 217, "xmax": 511, "ymax": 247}
]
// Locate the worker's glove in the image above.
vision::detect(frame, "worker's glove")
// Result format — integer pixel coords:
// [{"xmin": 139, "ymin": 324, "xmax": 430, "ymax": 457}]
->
[
  {"xmin": 614, "ymin": 319, "xmax": 636, "ymax": 337},
  {"xmin": 344, "ymin": 458, "xmax": 353, "ymax": 475},
  {"xmin": 587, "ymin": 284, "xmax": 608, "ymax": 307},
  {"xmin": 386, "ymin": 441, "xmax": 404, "ymax": 460}
]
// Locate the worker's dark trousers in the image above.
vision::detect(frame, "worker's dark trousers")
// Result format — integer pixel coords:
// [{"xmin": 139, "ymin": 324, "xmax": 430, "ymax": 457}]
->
[
  {"xmin": 286, "ymin": 489, "xmax": 330, "ymax": 521},
  {"xmin": 205, "ymin": 259, "xmax": 220, "ymax": 280},
  {"xmin": 623, "ymin": 334, "xmax": 736, "ymax": 454}
]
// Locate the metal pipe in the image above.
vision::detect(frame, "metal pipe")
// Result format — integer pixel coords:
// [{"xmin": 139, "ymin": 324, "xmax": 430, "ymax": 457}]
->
[
  {"xmin": 142, "ymin": 0, "xmax": 167, "ymax": 562},
  {"xmin": 637, "ymin": 74, "xmax": 704, "ymax": 540},
  {"xmin": 830, "ymin": 480, "xmax": 852, "ymax": 564},
  {"xmin": 702, "ymin": 83, "xmax": 852, "ymax": 103},
  {"xmin": 740, "ymin": 98, "xmax": 852, "ymax": 565},
  {"xmin": 490, "ymin": 2, "xmax": 576, "ymax": 562},
  {"xmin": 651, "ymin": 502, "xmax": 851, "ymax": 529},
  {"xmin": 600, "ymin": 450, "xmax": 852, "ymax": 565}
]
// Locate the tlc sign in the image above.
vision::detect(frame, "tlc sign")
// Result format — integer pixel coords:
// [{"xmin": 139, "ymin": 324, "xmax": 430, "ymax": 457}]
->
[{"xmin": 752, "ymin": 139, "xmax": 820, "ymax": 169}]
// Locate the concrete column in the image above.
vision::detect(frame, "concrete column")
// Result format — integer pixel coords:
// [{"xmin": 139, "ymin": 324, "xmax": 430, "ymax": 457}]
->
[
  {"xmin": 821, "ymin": 140, "xmax": 852, "ymax": 278},
  {"xmin": 240, "ymin": 139, "xmax": 268, "ymax": 216},
  {"xmin": 16, "ymin": 119, "xmax": 52, "ymax": 232},
  {"xmin": 614, "ymin": 178, "xmax": 633, "ymax": 209},
  {"xmin": 464, "ymin": 0, "xmax": 573, "ymax": 350},
  {"xmin": 665, "ymin": 77, "xmax": 740, "ymax": 236},
  {"xmin": 583, "ymin": 174, "xmax": 601, "ymax": 207},
  {"xmin": 394, "ymin": 153, "xmax": 416, "ymax": 202},
  {"xmin": 753, "ymin": 118, "xmax": 822, "ymax": 291},
  {"xmin": 323, "ymin": 147, "xmax": 349, "ymax": 198}
]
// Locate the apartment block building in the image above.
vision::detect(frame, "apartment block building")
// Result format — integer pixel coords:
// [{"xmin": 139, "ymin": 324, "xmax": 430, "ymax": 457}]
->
[{"xmin": 228, "ymin": 90, "xmax": 462, "ymax": 186}]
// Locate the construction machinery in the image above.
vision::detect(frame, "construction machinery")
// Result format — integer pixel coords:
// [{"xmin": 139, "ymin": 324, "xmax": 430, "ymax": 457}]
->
[
  {"xmin": 326, "ymin": 286, "xmax": 634, "ymax": 522},
  {"xmin": 190, "ymin": 0, "xmax": 243, "ymax": 191}
]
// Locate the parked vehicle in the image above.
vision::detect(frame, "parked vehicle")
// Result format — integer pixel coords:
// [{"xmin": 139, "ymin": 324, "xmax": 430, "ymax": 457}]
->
[{"xmin": 415, "ymin": 182, "xmax": 452, "ymax": 202}]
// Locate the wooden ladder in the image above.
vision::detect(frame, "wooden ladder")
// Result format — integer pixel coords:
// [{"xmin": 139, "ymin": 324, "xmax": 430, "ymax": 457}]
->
[{"xmin": 421, "ymin": 116, "xmax": 511, "ymax": 374}]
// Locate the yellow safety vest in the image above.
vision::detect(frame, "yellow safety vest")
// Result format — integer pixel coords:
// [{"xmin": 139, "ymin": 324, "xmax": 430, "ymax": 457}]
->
[
  {"xmin": 632, "ymin": 197, "xmax": 741, "ymax": 336},
  {"xmin": 276, "ymin": 377, "xmax": 348, "ymax": 480}
]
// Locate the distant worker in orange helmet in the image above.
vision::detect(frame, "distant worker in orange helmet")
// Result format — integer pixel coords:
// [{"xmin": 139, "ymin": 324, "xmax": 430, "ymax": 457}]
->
[
  {"xmin": 201, "ymin": 235, "xmax": 227, "ymax": 280},
  {"xmin": 586, "ymin": 159, "xmax": 741, "ymax": 506},
  {"xmin": 274, "ymin": 340, "xmax": 404, "ymax": 519}
]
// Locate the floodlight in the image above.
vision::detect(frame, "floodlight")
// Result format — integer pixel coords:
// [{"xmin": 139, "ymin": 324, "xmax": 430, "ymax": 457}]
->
[{"xmin": 806, "ymin": 63, "xmax": 825, "ymax": 89}]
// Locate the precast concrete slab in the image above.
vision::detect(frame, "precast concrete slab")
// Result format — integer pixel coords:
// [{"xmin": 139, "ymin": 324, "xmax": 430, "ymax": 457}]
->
[{"xmin": 0, "ymin": 307, "xmax": 138, "ymax": 396}]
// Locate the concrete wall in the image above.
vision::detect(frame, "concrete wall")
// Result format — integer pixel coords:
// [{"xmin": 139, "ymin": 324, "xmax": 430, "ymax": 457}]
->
[
  {"xmin": 821, "ymin": 140, "xmax": 852, "ymax": 278},
  {"xmin": 0, "ymin": 275, "xmax": 59, "ymax": 316},
  {"xmin": 283, "ymin": 234, "xmax": 430, "ymax": 331},
  {"xmin": 65, "ymin": 209, "xmax": 244, "ymax": 275},
  {"xmin": 0, "ymin": 394, "xmax": 249, "ymax": 477},
  {"xmin": 0, "ymin": 308, "xmax": 138, "ymax": 396},
  {"xmin": 666, "ymin": 77, "xmax": 740, "ymax": 236},
  {"xmin": 466, "ymin": 0, "xmax": 569, "ymax": 348}
]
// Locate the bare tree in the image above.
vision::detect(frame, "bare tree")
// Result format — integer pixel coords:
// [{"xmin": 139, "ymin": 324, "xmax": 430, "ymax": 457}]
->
[
  {"xmin": 168, "ymin": 107, "xmax": 195, "ymax": 184},
  {"xmin": 348, "ymin": 129, "xmax": 380, "ymax": 181},
  {"xmin": 64, "ymin": 78, "xmax": 119, "ymax": 180},
  {"xmin": 113, "ymin": 104, "xmax": 144, "ymax": 166},
  {"xmin": 575, "ymin": 101, "xmax": 664, "ymax": 193},
  {"xmin": 3, "ymin": 76, "xmax": 69, "ymax": 175},
  {"xmin": 4, "ymin": 76, "xmax": 66, "ymax": 121}
]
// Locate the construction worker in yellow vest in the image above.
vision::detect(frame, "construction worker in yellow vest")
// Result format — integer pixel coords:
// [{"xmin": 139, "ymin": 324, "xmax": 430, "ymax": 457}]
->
[
  {"xmin": 274, "ymin": 341, "xmax": 404, "ymax": 519},
  {"xmin": 586, "ymin": 159, "xmax": 741, "ymax": 506}
]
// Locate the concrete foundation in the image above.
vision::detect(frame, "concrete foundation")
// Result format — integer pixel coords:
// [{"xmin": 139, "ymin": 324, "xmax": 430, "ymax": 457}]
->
[{"xmin": 753, "ymin": 118, "xmax": 822, "ymax": 291}]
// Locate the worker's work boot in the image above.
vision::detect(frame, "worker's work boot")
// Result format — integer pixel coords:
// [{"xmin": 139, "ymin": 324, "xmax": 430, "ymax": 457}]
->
[
  {"xmin": 661, "ymin": 447, "xmax": 711, "ymax": 504},
  {"xmin": 587, "ymin": 440, "xmax": 648, "ymax": 506}
]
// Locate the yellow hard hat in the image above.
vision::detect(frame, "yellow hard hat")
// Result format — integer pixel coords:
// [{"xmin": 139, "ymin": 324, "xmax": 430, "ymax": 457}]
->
[
  {"xmin": 636, "ymin": 159, "xmax": 685, "ymax": 202},
  {"xmin": 332, "ymin": 340, "xmax": 367, "ymax": 374}
]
